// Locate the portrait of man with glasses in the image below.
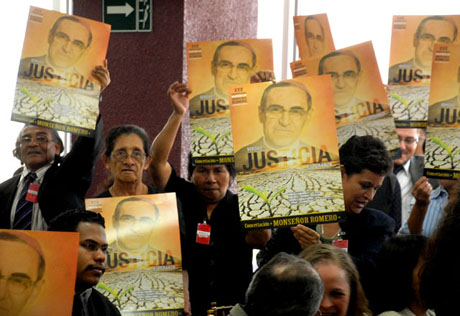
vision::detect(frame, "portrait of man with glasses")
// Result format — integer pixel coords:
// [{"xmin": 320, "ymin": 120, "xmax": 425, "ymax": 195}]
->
[
  {"xmin": 388, "ymin": 16, "xmax": 458, "ymax": 84},
  {"xmin": 0, "ymin": 231, "xmax": 45, "ymax": 316},
  {"xmin": 318, "ymin": 51, "xmax": 363, "ymax": 124},
  {"xmin": 304, "ymin": 16, "xmax": 326, "ymax": 57},
  {"xmin": 428, "ymin": 65, "xmax": 460, "ymax": 125},
  {"xmin": 234, "ymin": 81, "xmax": 336, "ymax": 172},
  {"xmin": 19, "ymin": 15, "xmax": 92, "ymax": 79},
  {"xmin": 111, "ymin": 197, "xmax": 160, "ymax": 253},
  {"xmin": 189, "ymin": 40, "xmax": 257, "ymax": 117}
]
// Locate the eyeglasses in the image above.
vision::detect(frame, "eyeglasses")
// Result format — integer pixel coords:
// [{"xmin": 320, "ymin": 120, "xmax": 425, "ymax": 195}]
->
[
  {"xmin": 0, "ymin": 273, "xmax": 36, "ymax": 294},
  {"xmin": 419, "ymin": 33, "xmax": 453, "ymax": 44},
  {"xmin": 20, "ymin": 135, "xmax": 49, "ymax": 145},
  {"xmin": 80, "ymin": 241, "xmax": 109, "ymax": 254},
  {"xmin": 53, "ymin": 32, "xmax": 87, "ymax": 52},
  {"xmin": 118, "ymin": 215, "xmax": 155, "ymax": 226},
  {"xmin": 216, "ymin": 60, "xmax": 253, "ymax": 74},
  {"xmin": 263, "ymin": 104, "xmax": 307, "ymax": 120},
  {"xmin": 306, "ymin": 32, "xmax": 324, "ymax": 42},
  {"xmin": 398, "ymin": 136, "xmax": 418, "ymax": 145},
  {"xmin": 328, "ymin": 71, "xmax": 359, "ymax": 83},
  {"xmin": 111, "ymin": 150, "xmax": 147, "ymax": 162}
]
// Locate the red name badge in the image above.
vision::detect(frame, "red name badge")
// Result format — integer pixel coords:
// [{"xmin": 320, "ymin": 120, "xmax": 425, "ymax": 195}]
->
[
  {"xmin": 25, "ymin": 183, "xmax": 40, "ymax": 203},
  {"xmin": 332, "ymin": 239, "xmax": 348, "ymax": 252},
  {"xmin": 196, "ymin": 223, "xmax": 211, "ymax": 245}
]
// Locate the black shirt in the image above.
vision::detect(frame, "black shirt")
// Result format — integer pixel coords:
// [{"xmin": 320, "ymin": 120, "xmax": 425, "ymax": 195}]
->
[
  {"xmin": 257, "ymin": 207, "xmax": 395, "ymax": 293},
  {"xmin": 165, "ymin": 167, "xmax": 253, "ymax": 316}
]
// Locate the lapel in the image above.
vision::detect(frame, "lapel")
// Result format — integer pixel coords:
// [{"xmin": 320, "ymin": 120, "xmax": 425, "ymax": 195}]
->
[
  {"xmin": 408, "ymin": 155, "xmax": 424, "ymax": 185},
  {"xmin": 0, "ymin": 175, "xmax": 21, "ymax": 228}
]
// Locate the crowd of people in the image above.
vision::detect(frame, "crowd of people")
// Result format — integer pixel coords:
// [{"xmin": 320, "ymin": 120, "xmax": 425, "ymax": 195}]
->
[{"xmin": 2, "ymin": 12, "xmax": 460, "ymax": 316}]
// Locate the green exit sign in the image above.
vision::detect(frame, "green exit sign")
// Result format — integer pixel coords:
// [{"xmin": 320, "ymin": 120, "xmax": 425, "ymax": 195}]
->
[{"xmin": 103, "ymin": 0, "xmax": 152, "ymax": 32}]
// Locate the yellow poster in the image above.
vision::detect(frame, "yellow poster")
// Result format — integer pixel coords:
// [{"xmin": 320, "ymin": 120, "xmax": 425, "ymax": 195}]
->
[
  {"xmin": 0, "ymin": 229, "xmax": 79, "ymax": 316},
  {"xmin": 425, "ymin": 43, "xmax": 460, "ymax": 179},
  {"xmin": 289, "ymin": 42, "xmax": 399, "ymax": 155},
  {"xmin": 388, "ymin": 15, "xmax": 460, "ymax": 127},
  {"xmin": 85, "ymin": 193, "xmax": 184, "ymax": 315},
  {"xmin": 293, "ymin": 14, "xmax": 335, "ymax": 60},
  {"xmin": 186, "ymin": 38, "xmax": 273, "ymax": 165},
  {"xmin": 12, "ymin": 6, "xmax": 110, "ymax": 136},
  {"xmin": 230, "ymin": 76, "xmax": 345, "ymax": 229}
]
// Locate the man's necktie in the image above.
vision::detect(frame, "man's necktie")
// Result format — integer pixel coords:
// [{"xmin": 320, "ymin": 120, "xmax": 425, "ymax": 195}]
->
[
  {"xmin": 13, "ymin": 172, "xmax": 38, "ymax": 230},
  {"xmin": 393, "ymin": 165, "xmax": 404, "ymax": 175}
]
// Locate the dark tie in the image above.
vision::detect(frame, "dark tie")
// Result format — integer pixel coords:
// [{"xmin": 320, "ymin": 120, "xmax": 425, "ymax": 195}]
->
[
  {"xmin": 13, "ymin": 172, "xmax": 38, "ymax": 230},
  {"xmin": 393, "ymin": 165, "xmax": 404, "ymax": 175}
]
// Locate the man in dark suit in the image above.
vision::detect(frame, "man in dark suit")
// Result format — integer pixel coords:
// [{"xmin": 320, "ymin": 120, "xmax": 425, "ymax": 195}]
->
[
  {"xmin": 0, "ymin": 120, "xmax": 103, "ymax": 230},
  {"xmin": 393, "ymin": 128, "xmax": 439, "ymax": 225},
  {"xmin": 0, "ymin": 63, "xmax": 109, "ymax": 230}
]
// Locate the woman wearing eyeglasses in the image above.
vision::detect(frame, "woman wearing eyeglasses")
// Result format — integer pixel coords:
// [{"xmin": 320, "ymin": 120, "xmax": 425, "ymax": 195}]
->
[
  {"xmin": 95, "ymin": 125, "xmax": 190, "ymax": 315},
  {"xmin": 97, "ymin": 125, "xmax": 158, "ymax": 197}
]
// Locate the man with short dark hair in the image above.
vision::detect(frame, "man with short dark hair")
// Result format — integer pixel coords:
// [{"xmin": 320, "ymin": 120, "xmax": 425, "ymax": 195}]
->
[
  {"xmin": 229, "ymin": 252, "xmax": 323, "ymax": 316},
  {"xmin": 1, "ymin": 55, "xmax": 109, "ymax": 230},
  {"xmin": 48, "ymin": 209, "xmax": 121, "ymax": 316},
  {"xmin": 189, "ymin": 41, "xmax": 257, "ymax": 117},
  {"xmin": 0, "ymin": 231, "xmax": 45, "ymax": 316},
  {"xmin": 0, "ymin": 119, "xmax": 104, "ymax": 230},
  {"xmin": 388, "ymin": 16, "xmax": 458, "ymax": 84}
]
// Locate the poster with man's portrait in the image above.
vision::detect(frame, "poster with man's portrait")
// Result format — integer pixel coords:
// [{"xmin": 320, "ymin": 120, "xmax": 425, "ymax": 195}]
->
[
  {"xmin": 0, "ymin": 229, "xmax": 78, "ymax": 316},
  {"xmin": 387, "ymin": 15, "xmax": 460, "ymax": 127},
  {"xmin": 425, "ymin": 43, "xmax": 460, "ymax": 179},
  {"xmin": 12, "ymin": 6, "xmax": 110, "ymax": 136},
  {"xmin": 85, "ymin": 193, "xmax": 184, "ymax": 315},
  {"xmin": 289, "ymin": 42, "xmax": 399, "ymax": 156},
  {"xmin": 229, "ymin": 76, "xmax": 345, "ymax": 229},
  {"xmin": 186, "ymin": 38, "xmax": 273, "ymax": 165},
  {"xmin": 293, "ymin": 14, "xmax": 335, "ymax": 60}
]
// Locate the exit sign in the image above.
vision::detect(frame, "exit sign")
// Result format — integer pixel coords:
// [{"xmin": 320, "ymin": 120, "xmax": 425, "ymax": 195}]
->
[{"xmin": 103, "ymin": 0, "xmax": 152, "ymax": 32}]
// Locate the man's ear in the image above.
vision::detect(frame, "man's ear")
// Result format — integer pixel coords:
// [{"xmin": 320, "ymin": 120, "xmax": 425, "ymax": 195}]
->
[
  {"xmin": 340, "ymin": 165, "xmax": 346, "ymax": 178},
  {"xmin": 413, "ymin": 34, "xmax": 419, "ymax": 49}
]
